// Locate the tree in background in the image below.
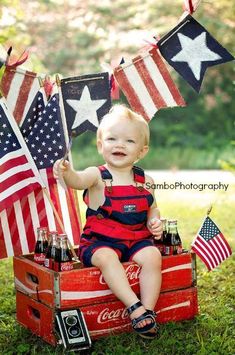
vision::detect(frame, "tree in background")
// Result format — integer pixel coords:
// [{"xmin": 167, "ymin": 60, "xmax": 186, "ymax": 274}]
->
[{"xmin": 0, "ymin": 0, "xmax": 234, "ymax": 167}]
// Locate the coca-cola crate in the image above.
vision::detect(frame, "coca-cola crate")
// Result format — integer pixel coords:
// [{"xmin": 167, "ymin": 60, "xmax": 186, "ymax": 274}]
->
[
  {"xmin": 13, "ymin": 252, "xmax": 196, "ymax": 309},
  {"xmin": 16, "ymin": 286, "xmax": 198, "ymax": 344}
]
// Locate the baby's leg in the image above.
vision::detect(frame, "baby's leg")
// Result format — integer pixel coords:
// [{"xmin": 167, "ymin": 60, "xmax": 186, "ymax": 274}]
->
[
  {"xmin": 132, "ymin": 246, "xmax": 162, "ymax": 311},
  {"xmin": 91, "ymin": 248, "xmax": 141, "ymax": 308},
  {"xmin": 92, "ymin": 247, "xmax": 159, "ymax": 332}
]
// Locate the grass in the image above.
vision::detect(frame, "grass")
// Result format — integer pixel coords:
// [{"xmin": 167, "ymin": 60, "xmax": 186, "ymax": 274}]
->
[{"xmin": 0, "ymin": 174, "xmax": 234, "ymax": 354}]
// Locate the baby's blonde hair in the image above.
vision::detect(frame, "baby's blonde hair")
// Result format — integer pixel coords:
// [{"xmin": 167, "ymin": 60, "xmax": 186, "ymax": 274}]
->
[{"xmin": 97, "ymin": 105, "xmax": 150, "ymax": 145}]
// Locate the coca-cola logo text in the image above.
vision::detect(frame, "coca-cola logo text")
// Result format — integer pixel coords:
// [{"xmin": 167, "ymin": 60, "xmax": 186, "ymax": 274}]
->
[
  {"xmin": 61, "ymin": 262, "xmax": 73, "ymax": 271},
  {"xmin": 97, "ymin": 307, "xmax": 129, "ymax": 324},
  {"xmin": 34, "ymin": 254, "xmax": 45, "ymax": 263},
  {"xmin": 99, "ymin": 264, "xmax": 141, "ymax": 285}
]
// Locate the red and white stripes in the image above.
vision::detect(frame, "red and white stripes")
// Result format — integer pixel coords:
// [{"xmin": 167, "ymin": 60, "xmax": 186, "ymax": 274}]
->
[
  {"xmin": 192, "ymin": 233, "xmax": 232, "ymax": 271},
  {"xmin": 114, "ymin": 48, "xmax": 185, "ymax": 121},
  {"xmin": 0, "ymin": 168, "xmax": 80, "ymax": 259},
  {"xmin": 1, "ymin": 66, "xmax": 40, "ymax": 125}
]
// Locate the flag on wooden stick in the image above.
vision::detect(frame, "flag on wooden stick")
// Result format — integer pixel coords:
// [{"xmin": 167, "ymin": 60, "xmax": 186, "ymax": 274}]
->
[
  {"xmin": 191, "ymin": 216, "xmax": 232, "ymax": 271},
  {"xmin": 0, "ymin": 88, "xmax": 81, "ymax": 259},
  {"xmin": 21, "ymin": 87, "xmax": 81, "ymax": 247},
  {"xmin": 114, "ymin": 48, "xmax": 185, "ymax": 121},
  {"xmin": 0, "ymin": 97, "xmax": 44, "ymax": 212}
]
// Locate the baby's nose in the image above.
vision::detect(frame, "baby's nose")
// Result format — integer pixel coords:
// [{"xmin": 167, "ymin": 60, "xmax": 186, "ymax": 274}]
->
[{"xmin": 115, "ymin": 140, "xmax": 125, "ymax": 147}]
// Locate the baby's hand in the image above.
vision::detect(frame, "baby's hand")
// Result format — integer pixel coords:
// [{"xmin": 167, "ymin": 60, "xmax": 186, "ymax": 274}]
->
[
  {"xmin": 148, "ymin": 218, "xmax": 163, "ymax": 240},
  {"xmin": 53, "ymin": 159, "xmax": 70, "ymax": 179}
]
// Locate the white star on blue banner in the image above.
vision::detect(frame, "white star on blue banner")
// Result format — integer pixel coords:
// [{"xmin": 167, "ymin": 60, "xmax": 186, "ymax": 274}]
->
[
  {"xmin": 61, "ymin": 72, "xmax": 111, "ymax": 136},
  {"xmin": 158, "ymin": 15, "xmax": 234, "ymax": 92}
]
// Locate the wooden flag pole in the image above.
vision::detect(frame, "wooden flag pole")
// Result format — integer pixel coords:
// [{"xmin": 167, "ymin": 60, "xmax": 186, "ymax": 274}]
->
[
  {"xmin": 206, "ymin": 204, "xmax": 213, "ymax": 216},
  {"xmin": 55, "ymin": 73, "xmax": 83, "ymax": 233},
  {"xmin": 43, "ymin": 187, "xmax": 81, "ymax": 263}
]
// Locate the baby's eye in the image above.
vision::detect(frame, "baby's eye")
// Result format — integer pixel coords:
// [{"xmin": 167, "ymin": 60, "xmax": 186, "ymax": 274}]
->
[
  {"xmin": 107, "ymin": 137, "xmax": 115, "ymax": 141},
  {"xmin": 127, "ymin": 139, "xmax": 135, "ymax": 143}
]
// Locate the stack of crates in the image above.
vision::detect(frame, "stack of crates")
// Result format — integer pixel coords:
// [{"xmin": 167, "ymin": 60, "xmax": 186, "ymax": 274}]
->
[{"xmin": 13, "ymin": 251, "xmax": 198, "ymax": 345}]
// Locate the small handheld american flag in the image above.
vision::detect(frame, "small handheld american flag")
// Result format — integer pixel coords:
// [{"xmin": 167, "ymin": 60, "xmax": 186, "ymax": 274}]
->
[{"xmin": 191, "ymin": 216, "xmax": 232, "ymax": 271}]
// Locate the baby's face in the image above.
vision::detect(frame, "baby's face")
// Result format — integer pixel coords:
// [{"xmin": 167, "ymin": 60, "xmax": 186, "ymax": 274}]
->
[{"xmin": 97, "ymin": 118, "xmax": 148, "ymax": 168}]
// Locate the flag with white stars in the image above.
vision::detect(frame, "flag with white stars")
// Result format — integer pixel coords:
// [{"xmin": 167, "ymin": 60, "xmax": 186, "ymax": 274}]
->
[
  {"xmin": 0, "ymin": 97, "xmax": 43, "ymax": 212},
  {"xmin": 191, "ymin": 216, "xmax": 232, "ymax": 271},
  {"xmin": 20, "ymin": 88, "xmax": 47, "ymax": 137},
  {"xmin": 61, "ymin": 72, "xmax": 111, "ymax": 136},
  {"xmin": 25, "ymin": 92, "xmax": 66, "ymax": 168},
  {"xmin": 158, "ymin": 15, "xmax": 234, "ymax": 92},
  {"xmin": 0, "ymin": 89, "xmax": 81, "ymax": 259}
]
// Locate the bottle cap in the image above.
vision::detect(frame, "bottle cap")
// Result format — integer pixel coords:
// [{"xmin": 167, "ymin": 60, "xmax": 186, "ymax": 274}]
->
[
  {"xmin": 37, "ymin": 226, "xmax": 48, "ymax": 232},
  {"xmin": 49, "ymin": 231, "xmax": 58, "ymax": 236},
  {"xmin": 58, "ymin": 233, "xmax": 68, "ymax": 240},
  {"xmin": 168, "ymin": 219, "xmax": 177, "ymax": 224}
]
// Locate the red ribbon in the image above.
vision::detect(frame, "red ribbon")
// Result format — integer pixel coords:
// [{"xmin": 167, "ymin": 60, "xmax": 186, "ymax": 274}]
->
[
  {"xmin": 110, "ymin": 73, "xmax": 120, "ymax": 101},
  {"xmin": 43, "ymin": 77, "xmax": 54, "ymax": 98},
  {"xmin": 6, "ymin": 49, "xmax": 29, "ymax": 68},
  {"xmin": 183, "ymin": 0, "xmax": 194, "ymax": 14},
  {"xmin": 142, "ymin": 39, "xmax": 158, "ymax": 51}
]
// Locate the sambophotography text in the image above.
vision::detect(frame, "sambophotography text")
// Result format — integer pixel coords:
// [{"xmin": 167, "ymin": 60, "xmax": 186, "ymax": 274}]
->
[{"xmin": 146, "ymin": 181, "xmax": 229, "ymax": 192}]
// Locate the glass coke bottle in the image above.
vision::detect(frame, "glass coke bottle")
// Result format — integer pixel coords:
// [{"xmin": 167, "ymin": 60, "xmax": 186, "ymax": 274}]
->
[
  {"xmin": 54, "ymin": 234, "xmax": 73, "ymax": 272},
  {"xmin": 154, "ymin": 218, "xmax": 167, "ymax": 255},
  {"xmin": 34, "ymin": 227, "xmax": 48, "ymax": 265},
  {"xmin": 164, "ymin": 219, "xmax": 182, "ymax": 255},
  {"xmin": 44, "ymin": 231, "xmax": 58, "ymax": 269}
]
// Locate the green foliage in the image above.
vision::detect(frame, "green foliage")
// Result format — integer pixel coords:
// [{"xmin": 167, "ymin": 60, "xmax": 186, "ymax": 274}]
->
[
  {"xmin": 220, "ymin": 141, "xmax": 235, "ymax": 172},
  {"xmin": 0, "ymin": 0, "xmax": 234, "ymax": 163}
]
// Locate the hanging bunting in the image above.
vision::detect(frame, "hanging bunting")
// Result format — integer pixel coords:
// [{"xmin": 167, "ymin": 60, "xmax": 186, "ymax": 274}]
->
[
  {"xmin": 158, "ymin": 15, "xmax": 234, "ymax": 92},
  {"xmin": 114, "ymin": 48, "xmax": 186, "ymax": 121},
  {"xmin": 0, "ymin": 66, "xmax": 41, "ymax": 124},
  {"xmin": 60, "ymin": 72, "xmax": 111, "ymax": 136}
]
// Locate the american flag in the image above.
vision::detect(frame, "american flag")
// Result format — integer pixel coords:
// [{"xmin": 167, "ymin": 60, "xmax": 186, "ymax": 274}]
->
[
  {"xmin": 191, "ymin": 216, "xmax": 232, "ymax": 271},
  {"xmin": 114, "ymin": 48, "xmax": 185, "ymax": 121},
  {"xmin": 0, "ymin": 97, "xmax": 43, "ymax": 212},
  {"xmin": 0, "ymin": 90, "xmax": 81, "ymax": 259},
  {"xmin": 0, "ymin": 66, "xmax": 41, "ymax": 124},
  {"xmin": 20, "ymin": 88, "xmax": 47, "ymax": 135}
]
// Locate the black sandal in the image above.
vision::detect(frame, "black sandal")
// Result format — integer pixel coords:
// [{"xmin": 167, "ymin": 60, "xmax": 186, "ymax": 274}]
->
[
  {"xmin": 138, "ymin": 310, "xmax": 160, "ymax": 339},
  {"xmin": 127, "ymin": 301, "xmax": 158, "ymax": 337}
]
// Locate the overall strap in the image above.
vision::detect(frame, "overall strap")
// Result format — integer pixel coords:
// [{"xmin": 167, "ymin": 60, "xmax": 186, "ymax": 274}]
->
[
  {"xmin": 98, "ymin": 165, "xmax": 113, "ymax": 180},
  {"xmin": 133, "ymin": 166, "xmax": 145, "ymax": 191},
  {"xmin": 99, "ymin": 165, "xmax": 145, "ymax": 183},
  {"xmin": 133, "ymin": 166, "xmax": 145, "ymax": 183},
  {"xmin": 98, "ymin": 165, "xmax": 113, "ymax": 192},
  {"xmin": 83, "ymin": 166, "xmax": 113, "ymax": 204}
]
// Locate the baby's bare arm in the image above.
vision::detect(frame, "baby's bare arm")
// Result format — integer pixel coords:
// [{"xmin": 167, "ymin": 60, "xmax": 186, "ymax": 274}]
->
[
  {"xmin": 145, "ymin": 174, "xmax": 162, "ymax": 239},
  {"xmin": 53, "ymin": 160, "xmax": 99, "ymax": 190}
]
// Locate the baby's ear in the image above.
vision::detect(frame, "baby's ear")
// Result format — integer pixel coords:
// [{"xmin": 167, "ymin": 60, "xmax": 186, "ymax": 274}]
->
[
  {"xmin": 97, "ymin": 139, "xmax": 103, "ymax": 154},
  {"xmin": 139, "ymin": 145, "xmax": 149, "ymax": 159}
]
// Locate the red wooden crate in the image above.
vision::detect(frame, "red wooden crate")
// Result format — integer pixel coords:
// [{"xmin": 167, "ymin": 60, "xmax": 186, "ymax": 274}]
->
[
  {"xmin": 16, "ymin": 286, "xmax": 198, "ymax": 344},
  {"xmin": 13, "ymin": 252, "xmax": 196, "ymax": 309}
]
